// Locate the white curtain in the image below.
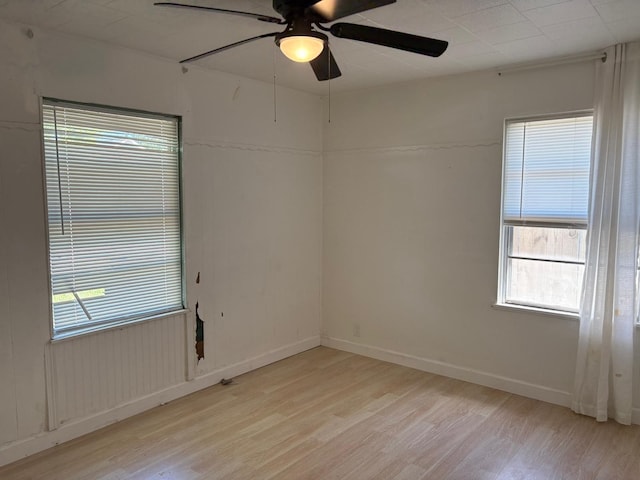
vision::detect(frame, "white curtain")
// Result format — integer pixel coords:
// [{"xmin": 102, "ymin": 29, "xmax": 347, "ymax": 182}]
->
[{"xmin": 573, "ymin": 42, "xmax": 640, "ymax": 424}]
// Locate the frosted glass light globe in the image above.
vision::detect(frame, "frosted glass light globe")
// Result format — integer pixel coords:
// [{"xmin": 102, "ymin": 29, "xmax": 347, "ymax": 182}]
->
[{"xmin": 279, "ymin": 36, "xmax": 325, "ymax": 62}]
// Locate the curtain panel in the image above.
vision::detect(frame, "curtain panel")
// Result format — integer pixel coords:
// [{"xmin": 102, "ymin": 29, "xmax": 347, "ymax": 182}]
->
[{"xmin": 572, "ymin": 42, "xmax": 640, "ymax": 424}]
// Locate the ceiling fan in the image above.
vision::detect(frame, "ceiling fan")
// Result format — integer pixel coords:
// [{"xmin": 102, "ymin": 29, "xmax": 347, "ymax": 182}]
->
[{"xmin": 154, "ymin": 0, "xmax": 448, "ymax": 81}]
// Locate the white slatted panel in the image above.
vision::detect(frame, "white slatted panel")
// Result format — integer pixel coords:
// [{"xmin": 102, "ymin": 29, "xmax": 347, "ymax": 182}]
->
[
  {"xmin": 503, "ymin": 114, "xmax": 593, "ymax": 224},
  {"xmin": 48, "ymin": 313, "xmax": 187, "ymax": 426},
  {"xmin": 42, "ymin": 100, "xmax": 183, "ymax": 336}
]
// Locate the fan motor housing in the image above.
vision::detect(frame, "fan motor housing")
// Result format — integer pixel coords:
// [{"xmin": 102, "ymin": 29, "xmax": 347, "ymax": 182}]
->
[{"xmin": 273, "ymin": 0, "xmax": 310, "ymax": 21}]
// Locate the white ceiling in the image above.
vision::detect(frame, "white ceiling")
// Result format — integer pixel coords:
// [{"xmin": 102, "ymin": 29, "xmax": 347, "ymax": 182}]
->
[{"xmin": 1, "ymin": 0, "xmax": 639, "ymax": 94}]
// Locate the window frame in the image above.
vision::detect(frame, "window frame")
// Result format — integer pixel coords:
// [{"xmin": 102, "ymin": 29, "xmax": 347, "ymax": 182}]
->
[
  {"xmin": 496, "ymin": 110, "xmax": 593, "ymax": 317},
  {"xmin": 40, "ymin": 98, "xmax": 186, "ymax": 339}
]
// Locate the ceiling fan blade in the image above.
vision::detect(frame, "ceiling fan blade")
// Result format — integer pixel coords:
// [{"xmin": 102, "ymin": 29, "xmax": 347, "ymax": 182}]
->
[
  {"xmin": 310, "ymin": 45, "xmax": 342, "ymax": 81},
  {"xmin": 330, "ymin": 23, "xmax": 448, "ymax": 57},
  {"xmin": 154, "ymin": 2, "xmax": 284, "ymax": 24},
  {"xmin": 308, "ymin": 0, "xmax": 396, "ymax": 22},
  {"xmin": 180, "ymin": 32, "xmax": 280, "ymax": 63}
]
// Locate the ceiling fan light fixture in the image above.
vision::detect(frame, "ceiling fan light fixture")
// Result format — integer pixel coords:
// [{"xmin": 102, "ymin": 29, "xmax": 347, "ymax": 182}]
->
[
  {"xmin": 159, "ymin": 0, "xmax": 448, "ymax": 82},
  {"xmin": 276, "ymin": 31, "xmax": 327, "ymax": 63}
]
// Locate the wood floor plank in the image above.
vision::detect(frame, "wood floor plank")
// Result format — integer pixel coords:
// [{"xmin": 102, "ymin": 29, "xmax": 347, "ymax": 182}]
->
[{"xmin": 1, "ymin": 347, "xmax": 639, "ymax": 480}]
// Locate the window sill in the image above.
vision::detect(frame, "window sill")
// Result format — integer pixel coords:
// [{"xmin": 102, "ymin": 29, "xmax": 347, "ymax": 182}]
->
[
  {"xmin": 492, "ymin": 302, "xmax": 579, "ymax": 320},
  {"xmin": 51, "ymin": 308, "xmax": 191, "ymax": 344},
  {"xmin": 493, "ymin": 304, "xmax": 640, "ymax": 328}
]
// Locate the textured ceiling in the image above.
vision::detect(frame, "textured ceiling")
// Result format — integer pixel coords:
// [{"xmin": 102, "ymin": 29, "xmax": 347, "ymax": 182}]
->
[{"xmin": 1, "ymin": 0, "xmax": 639, "ymax": 94}]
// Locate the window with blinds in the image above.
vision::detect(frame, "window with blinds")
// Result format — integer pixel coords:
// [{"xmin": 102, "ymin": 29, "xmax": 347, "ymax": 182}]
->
[
  {"xmin": 42, "ymin": 100, "xmax": 183, "ymax": 337},
  {"xmin": 498, "ymin": 113, "xmax": 593, "ymax": 313}
]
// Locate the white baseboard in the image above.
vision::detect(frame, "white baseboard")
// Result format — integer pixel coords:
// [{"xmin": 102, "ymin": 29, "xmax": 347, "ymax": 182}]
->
[
  {"xmin": 322, "ymin": 337, "xmax": 640, "ymax": 426},
  {"xmin": 0, "ymin": 335, "xmax": 320, "ymax": 467},
  {"xmin": 321, "ymin": 336, "xmax": 572, "ymax": 408}
]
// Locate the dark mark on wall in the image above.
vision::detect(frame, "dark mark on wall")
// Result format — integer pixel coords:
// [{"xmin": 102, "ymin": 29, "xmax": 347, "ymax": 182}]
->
[{"xmin": 195, "ymin": 302, "xmax": 204, "ymax": 361}]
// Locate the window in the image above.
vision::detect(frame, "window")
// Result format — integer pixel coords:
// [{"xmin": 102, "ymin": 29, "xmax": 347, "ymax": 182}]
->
[
  {"xmin": 498, "ymin": 113, "xmax": 593, "ymax": 313},
  {"xmin": 42, "ymin": 100, "xmax": 183, "ymax": 337}
]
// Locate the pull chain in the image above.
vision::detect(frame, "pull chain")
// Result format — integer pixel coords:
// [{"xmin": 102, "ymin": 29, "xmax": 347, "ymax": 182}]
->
[
  {"xmin": 273, "ymin": 46, "xmax": 277, "ymax": 123},
  {"xmin": 328, "ymin": 41, "xmax": 331, "ymax": 124}
]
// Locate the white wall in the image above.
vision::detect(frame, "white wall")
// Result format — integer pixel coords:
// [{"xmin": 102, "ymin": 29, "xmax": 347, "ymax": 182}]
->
[
  {"xmin": 322, "ymin": 63, "xmax": 596, "ymax": 403},
  {"xmin": 0, "ymin": 18, "xmax": 322, "ymax": 460}
]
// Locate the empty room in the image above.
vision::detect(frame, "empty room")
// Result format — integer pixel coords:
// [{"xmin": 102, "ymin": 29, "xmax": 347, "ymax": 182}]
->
[{"xmin": 1, "ymin": 0, "xmax": 640, "ymax": 478}]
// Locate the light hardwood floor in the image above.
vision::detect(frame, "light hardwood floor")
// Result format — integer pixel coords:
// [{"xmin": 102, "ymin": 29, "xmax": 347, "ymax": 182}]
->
[{"xmin": 2, "ymin": 346, "xmax": 639, "ymax": 479}]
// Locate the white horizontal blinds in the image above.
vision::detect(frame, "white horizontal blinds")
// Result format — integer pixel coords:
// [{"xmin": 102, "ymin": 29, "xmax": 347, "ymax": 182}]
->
[
  {"xmin": 43, "ymin": 101, "xmax": 182, "ymax": 334},
  {"xmin": 503, "ymin": 114, "xmax": 593, "ymax": 224}
]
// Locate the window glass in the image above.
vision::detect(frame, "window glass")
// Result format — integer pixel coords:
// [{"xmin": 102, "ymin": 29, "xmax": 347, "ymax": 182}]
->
[
  {"xmin": 510, "ymin": 226, "xmax": 586, "ymax": 263},
  {"xmin": 505, "ymin": 226, "xmax": 586, "ymax": 312}
]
